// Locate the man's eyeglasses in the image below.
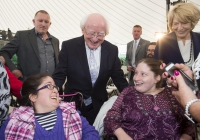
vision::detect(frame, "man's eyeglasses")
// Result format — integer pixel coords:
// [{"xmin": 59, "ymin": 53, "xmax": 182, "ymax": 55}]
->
[
  {"xmin": 35, "ymin": 84, "xmax": 59, "ymax": 92},
  {"xmin": 147, "ymin": 49, "xmax": 155, "ymax": 52},
  {"xmin": 84, "ymin": 28, "xmax": 105, "ymax": 39}
]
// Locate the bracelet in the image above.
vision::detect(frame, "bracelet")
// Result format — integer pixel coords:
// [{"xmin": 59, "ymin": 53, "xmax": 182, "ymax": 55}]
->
[{"xmin": 184, "ymin": 99, "xmax": 200, "ymax": 123}]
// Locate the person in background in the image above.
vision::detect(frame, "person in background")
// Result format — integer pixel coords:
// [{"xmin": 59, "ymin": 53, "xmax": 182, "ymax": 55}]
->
[
  {"xmin": 0, "ymin": 59, "xmax": 10, "ymax": 126},
  {"xmin": 52, "ymin": 13, "xmax": 128, "ymax": 125},
  {"xmin": 146, "ymin": 42, "xmax": 156, "ymax": 58},
  {"xmin": 126, "ymin": 25, "xmax": 150, "ymax": 86},
  {"xmin": 7, "ymin": 28, "xmax": 13, "ymax": 41},
  {"xmin": 0, "ymin": 10, "xmax": 59, "ymax": 81},
  {"xmin": 1, "ymin": 30, "xmax": 7, "ymax": 40},
  {"xmin": 0, "ymin": 73, "xmax": 100, "ymax": 140},
  {"xmin": 104, "ymin": 58, "xmax": 194, "ymax": 140},
  {"xmin": 0, "ymin": 54, "xmax": 22, "ymax": 99},
  {"xmin": 154, "ymin": 3, "xmax": 200, "ymax": 68}
]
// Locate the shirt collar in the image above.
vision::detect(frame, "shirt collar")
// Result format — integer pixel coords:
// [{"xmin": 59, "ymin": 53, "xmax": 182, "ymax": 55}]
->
[
  {"xmin": 34, "ymin": 29, "xmax": 52, "ymax": 39},
  {"xmin": 134, "ymin": 38, "xmax": 140, "ymax": 43}
]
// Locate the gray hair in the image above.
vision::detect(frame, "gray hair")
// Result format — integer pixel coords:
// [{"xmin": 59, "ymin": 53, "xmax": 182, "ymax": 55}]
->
[{"xmin": 80, "ymin": 13, "xmax": 110, "ymax": 35}]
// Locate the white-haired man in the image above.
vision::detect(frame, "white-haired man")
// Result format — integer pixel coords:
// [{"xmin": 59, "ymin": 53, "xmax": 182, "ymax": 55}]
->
[{"xmin": 53, "ymin": 13, "xmax": 128, "ymax": 124}]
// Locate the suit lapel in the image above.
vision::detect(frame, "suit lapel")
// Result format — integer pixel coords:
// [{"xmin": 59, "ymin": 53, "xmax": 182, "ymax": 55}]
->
[
  {"xmin": 28, "ymin": 28, "xmax": 40, "ymax": 62},
  {"xmin": 97, "ymin": 41, "xmax": 108, "ymax": 82},
  {"xmin": 51, "ymin": 37, "xmax": 59, "ymax": 64},
  {"xmin": 191, "ymin": 32, "xmax": 200, "ymax": 60},
  {"xmin": 76, "ymin": 36, "xmax": 91, "ymax": 83},
  {"xmin": 128, "ymin": 41, "xmax": 134, "ymax": 59},
  {"xmin": 169, "ymin": 32, "xmax": 183, "ymax": 62}
]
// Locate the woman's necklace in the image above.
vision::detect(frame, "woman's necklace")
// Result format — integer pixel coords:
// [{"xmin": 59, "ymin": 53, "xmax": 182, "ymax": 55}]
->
[
  {"xmin": 148, "ymin": 89, "xmax": 162, "ymax": 111},
  {"xmin": 152, "ymin": 95, "xmax": 160, "ymax": 111},
  {"xmin": 145, "ymin": 95, "xmax": 160, "ymax": 111},
  {"xmin": 184, "ymin": 39, "xmax": 193, "ymax": 64}
]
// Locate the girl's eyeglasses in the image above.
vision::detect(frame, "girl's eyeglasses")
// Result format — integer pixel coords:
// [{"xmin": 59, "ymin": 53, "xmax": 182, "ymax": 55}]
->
[{"xmin": 35, "ymin": 84, "xmax": 59, "ymax": 92}]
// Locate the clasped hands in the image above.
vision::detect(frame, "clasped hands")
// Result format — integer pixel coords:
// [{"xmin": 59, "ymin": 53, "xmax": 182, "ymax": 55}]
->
[{"xmin": 127, "ymin": 65, "xmax": 135, "ymax": 72}]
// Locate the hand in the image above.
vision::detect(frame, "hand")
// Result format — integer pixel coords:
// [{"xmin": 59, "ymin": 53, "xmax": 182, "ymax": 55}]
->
[
  {"xmin": 160, "ymin": 63, "xmax": 193, "ymax": 88},
  {"xmin": 160, "ymin": 63, "xmax": 174, "ymax": 87},
  {"xmin": 114, "ymin": 128, "xmax": 133, "ymax": 140},
  {"xmin": 180, "ymin": 134, "xmax": 192, "ymax": 140},
  {"xmin": 170, "ymin": 63, "xmax": 193, "ymax": 88},
  {"xmin": 127, "ymin": 66, "xmax": 133, "ymax": 72},
  {"xmin": 12, "ymin": 69, "xmax": 23, "ymax": 78},
  {"xmin": 131, "ymin": 67, "xmax": 136, "ymax": 72},
  {"xmin": 160, "ymin": 63, "xmax": 168, "ymax": 79},
  {"xmin": 172, "ymin": 70, "xmax": 197, "ymax": 106},
  {"xmin": 0, "ymin": 56, "xmax": 5, "ymax": 65},
  {"xmin": 174, "ymin": 63, "xmax": 193, "ymax": 79},
  {"xmin": 118, "ymin": 135, "xmax": 133, "ymax": 140}
]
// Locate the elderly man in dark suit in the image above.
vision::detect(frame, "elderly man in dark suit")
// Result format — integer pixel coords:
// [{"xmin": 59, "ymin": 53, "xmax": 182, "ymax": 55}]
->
[
  {"xmin": 126, "ymin": 25, "xmax": 150, "ymax": 85},
  {"xmin": 0, "ymin": 10, "xmax": 59, "ymax": 81},
  {"xmin": 52, "ymin": 13, "xmax": 128, "ymax": 124}
]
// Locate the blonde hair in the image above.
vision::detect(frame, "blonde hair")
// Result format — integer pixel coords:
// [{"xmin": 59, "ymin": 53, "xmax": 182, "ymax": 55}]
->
[{"xmin": 168, "ymin": 3, "xmax": 200, "ymax": 31}]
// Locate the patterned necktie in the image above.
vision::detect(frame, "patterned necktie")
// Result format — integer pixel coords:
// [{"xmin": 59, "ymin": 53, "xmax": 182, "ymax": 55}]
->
[
  {"xmin": 132, "ymin": 40, "xmax": 137, "ymax": 67},
  {"xmin": 89, "ymin": 49, "xmax": 98, "ymax": 86}
]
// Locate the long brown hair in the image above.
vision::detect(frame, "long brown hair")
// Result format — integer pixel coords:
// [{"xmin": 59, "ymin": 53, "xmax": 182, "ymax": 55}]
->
[{"xmin": 137, "ymin": 58, "xmax": 163, "ymax": 88}]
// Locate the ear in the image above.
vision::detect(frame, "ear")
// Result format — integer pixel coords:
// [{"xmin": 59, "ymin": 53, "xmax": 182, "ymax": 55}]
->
[
  {"xmin": 82, "ymin": 29, "xmax": 84, "ymax": 34},
  {"xmin": 32, "ymin": 19, "xmax": 35, "ymax": 24},
  {"xmin": 155, "ymin": 75, "xmax": 161, "ymax": 83},
  {"xmin": 29, "ymin": 93, "xmax": 37, "ymax": 103}
]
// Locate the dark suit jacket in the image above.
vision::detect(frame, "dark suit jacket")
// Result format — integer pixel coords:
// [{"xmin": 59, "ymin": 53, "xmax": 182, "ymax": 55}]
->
[
  {"xmin": 0, "ymin": 28, "xmax": 59, "ymax": 81},
  {"xmin": 126, "ymin": 38, "xmax": 150, "ymax": 79},
  {"xmin": 53, "ymin": 36, "xmax": 128, "ymax": 116},
  {"xmin": 154, "ymin": 31, "xmax": 200, "ymax": 88}
]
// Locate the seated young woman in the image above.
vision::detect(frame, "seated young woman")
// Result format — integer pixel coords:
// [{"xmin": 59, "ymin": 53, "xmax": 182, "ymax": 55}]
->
[
  {"xmin": 104, "ymin": 58, "xmax": 194, "ymax": 140},
  {"xmin": 0, "ymin": 73, "xmax": 100, "ymax": 140}
]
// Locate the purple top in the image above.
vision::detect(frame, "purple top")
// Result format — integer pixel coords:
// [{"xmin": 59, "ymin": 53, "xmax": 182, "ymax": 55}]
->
[{"xmin": 104, "ymin": 86, "xmax": 194, "ymax": 139}]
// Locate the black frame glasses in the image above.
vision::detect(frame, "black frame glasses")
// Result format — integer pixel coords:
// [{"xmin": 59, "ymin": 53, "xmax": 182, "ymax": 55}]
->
[{"xmin": 35, "ymin": 84, "xmax": 59, "ymax": 92}]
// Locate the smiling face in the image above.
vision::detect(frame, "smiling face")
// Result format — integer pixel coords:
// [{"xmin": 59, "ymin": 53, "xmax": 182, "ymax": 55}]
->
[
  {"xmin": 132, "ymin": 27, "xmax": 142, "ymax": 40},
  {"xmin": 82, "ymin": 14, "xmax": 106, "ymax": 49},
  {"xmin": 33, "ymin": 12, "xmax": 51, "ymax": 35},
  {"xmin": 172, "ymin": 17, "xmax": 192, "ymax": 40},
  {"xmin": 133, "ymin": 62, "xmax": 160, "ymax": 94},
  {"xmin": 30, "ymin": 76, "xmax": 59, "ymax": 113}
]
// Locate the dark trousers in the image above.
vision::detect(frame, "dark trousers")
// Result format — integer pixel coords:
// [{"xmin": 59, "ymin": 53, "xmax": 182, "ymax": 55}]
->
[
  {"xmin": 80, "ymin": 103, "xmax": 96, "ymax": 125},
  {"xmin": 63, "ymin": 94, "xmax": 96, "ymax": 125},
  {"xmin": 129, "ymin": 72, "xmax": 135, "ymax": 86}
]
